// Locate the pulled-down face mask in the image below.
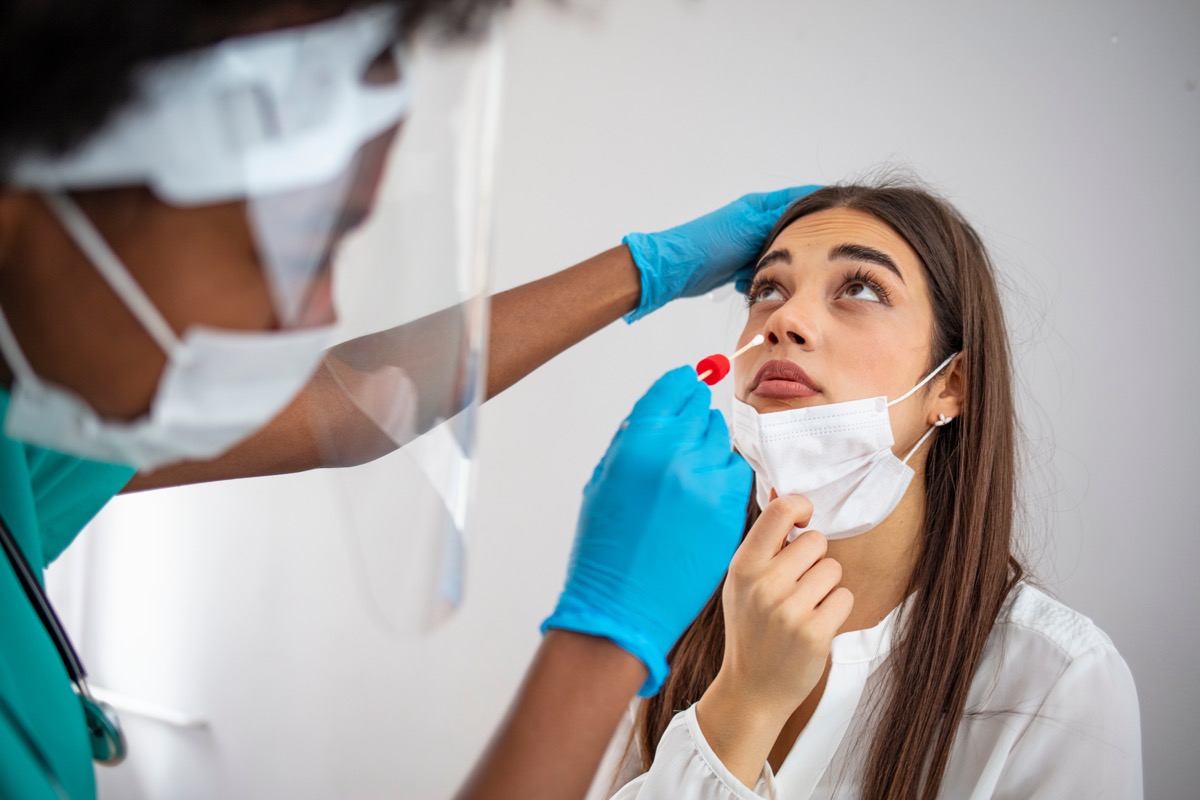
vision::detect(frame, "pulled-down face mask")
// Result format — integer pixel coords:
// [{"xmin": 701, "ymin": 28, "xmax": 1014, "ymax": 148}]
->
[{"xmin": 732, "ymin": 353, "xmax": 957, "ymax": 540}]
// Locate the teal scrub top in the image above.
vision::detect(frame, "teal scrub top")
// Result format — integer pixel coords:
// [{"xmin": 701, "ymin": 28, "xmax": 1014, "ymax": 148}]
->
[{"xmin": 0, "ymin": 387, "xmax": 135, "ymax": 799}]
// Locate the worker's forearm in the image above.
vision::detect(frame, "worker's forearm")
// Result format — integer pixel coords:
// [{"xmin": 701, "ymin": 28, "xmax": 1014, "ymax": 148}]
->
[
  {"xmin": 122, "ymin": 359, "xmax": 347, "ymax": 491},
  {"xmin": 458, "ymin": 630, "xmax": 646, "ymax": 800},
  {"xmin": 485, "ymin": 245, "xmax": 640, "ymax": 399},
  {"xmin": 124, "ymin": 246, "xmax": 640, "ymax": 491}
]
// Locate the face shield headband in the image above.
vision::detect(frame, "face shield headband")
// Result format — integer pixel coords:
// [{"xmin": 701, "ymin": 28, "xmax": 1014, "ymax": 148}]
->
[
  {"xmin": 10, "ymin": 3, "xmax": 411, "ymax": 204},
  {"xmin": 9, "ymin": 4, "xmax": 412, "ymax": 327}
]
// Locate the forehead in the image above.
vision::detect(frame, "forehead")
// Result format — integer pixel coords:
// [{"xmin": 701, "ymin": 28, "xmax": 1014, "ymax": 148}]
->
[{"xmin": 765, "ymin": 207, "xmax": 923, "ymax": 277}]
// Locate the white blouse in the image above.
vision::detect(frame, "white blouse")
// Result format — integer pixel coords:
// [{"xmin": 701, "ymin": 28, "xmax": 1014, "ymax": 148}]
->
[{"xmin": 592, "ymin": 582, "xmax": 1142, "ymax": 799}]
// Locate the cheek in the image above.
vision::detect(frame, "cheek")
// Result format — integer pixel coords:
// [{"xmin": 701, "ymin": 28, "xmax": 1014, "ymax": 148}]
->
[
  {"xmin": 145, "ymin": 232, "xmax": 278, "ymax": 333},
  {"xmin": 824, "ymin": 303, "xmax": 933, "ymax": 391},
  {"xmin": 297, "ymin": 271, "xmax": 338, "ymax": 328},
  {"xmin": 112, "ymin": 198, "xmax": 280, "ymax": 333}
]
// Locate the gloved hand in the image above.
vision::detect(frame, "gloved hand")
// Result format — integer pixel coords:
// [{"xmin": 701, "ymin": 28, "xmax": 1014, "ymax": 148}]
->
[
  {"xmin": 542, "ymin": 367, "xmax": 753, "ymax": 695},
  {"xmin": 622, "ymin": 185, "xmax": 821, "ymax": 323}
]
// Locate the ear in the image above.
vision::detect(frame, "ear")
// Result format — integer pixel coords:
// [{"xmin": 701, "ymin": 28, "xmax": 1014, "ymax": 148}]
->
[{"xmin": 928, "ymin": 353, "xmax": 965, "ymax": 426}]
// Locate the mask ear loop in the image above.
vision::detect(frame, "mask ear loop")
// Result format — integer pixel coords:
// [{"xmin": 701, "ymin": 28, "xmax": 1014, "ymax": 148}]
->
[
  {"xmin": 888, "ymin": 353, "xmax": 960, "ymax": 464},
  {"xmin": 0, "ymin": 193, "xmax": 181, "ymax": 392},
  {"xmin": 42, "ymin": 191, "xmax": 180, "ymax": 356},
  {"xmin": 902, "ymin": 413, "xmax": 955, "ymax": 464},
  {"xmin": 885, "ymin": 351, "xmax": 959, "ymax": 408}
]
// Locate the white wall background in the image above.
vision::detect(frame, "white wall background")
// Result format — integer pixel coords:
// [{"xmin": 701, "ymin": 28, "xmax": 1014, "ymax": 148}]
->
[{"xmin": 48, "ymin": 1, "xmax": 1198, "ymax": 797}]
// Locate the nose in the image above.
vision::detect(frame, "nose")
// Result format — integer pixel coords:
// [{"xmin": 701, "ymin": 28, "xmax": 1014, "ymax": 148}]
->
[
  {"xmin": 763, "ymin": 298, "xmax": 819, "ymax": 350},
  {"xmin": 766, "ymin": 329, "xmax": 807, "ymax": 346}
]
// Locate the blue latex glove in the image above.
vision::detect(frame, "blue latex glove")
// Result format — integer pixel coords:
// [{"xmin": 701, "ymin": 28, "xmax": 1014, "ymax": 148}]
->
[
  {"xmin": 622, "ymin": 185, "xmax": 822, "ymax": 323},
  {"xmin": 542, "ymin": 367, "xmax": 753, "ymax": 695}
]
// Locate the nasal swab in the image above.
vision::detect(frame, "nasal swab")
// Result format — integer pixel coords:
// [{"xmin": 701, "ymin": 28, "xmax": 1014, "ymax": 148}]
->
[{"xmin": 696, "ymin": 334, "xmax": 765, "ymax": 385}]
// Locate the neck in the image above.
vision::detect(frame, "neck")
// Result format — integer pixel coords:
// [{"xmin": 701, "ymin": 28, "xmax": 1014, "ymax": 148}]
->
[{"xmin": 825, "ymin": 472, "xmax": 925, "ymax": 633}]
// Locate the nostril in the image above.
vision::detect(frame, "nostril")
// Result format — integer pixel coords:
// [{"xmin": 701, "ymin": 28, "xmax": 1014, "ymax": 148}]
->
[
  {"xmin": 788, "ymin": 332, "xmax": 806, "ymax": 345},
  {"xmin": 767, "ymin": 331, "xmax": 780, "ymax": 345}
]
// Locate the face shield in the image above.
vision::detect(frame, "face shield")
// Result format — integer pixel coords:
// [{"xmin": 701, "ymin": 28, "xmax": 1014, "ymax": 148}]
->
[
  {"xmin": 10, "ymin": 4, "xmax": 504, "ymax": 632},
  {"xmin": 313, "ymin": 31, "xmax": 503, "ymax": 633}
]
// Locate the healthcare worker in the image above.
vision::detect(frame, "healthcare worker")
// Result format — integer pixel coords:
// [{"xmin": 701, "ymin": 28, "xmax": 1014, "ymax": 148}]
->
[{"xmin": 0, "ymin": 1, "xmax": 812, "ymax": 797}]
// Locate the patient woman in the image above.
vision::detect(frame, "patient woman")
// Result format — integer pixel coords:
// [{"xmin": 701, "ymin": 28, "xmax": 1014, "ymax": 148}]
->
[{"xmin": 601, "ymin": 183, "xmax": 1142, "ymax": 799}]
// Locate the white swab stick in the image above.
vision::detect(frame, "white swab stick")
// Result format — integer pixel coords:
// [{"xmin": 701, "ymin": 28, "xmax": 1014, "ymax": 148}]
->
[
  {"xmin": 697, "ymin": 334, "xmax": 765, "ymax": 381},
  {"xmin": 731, "ymin": 334, "xmax": 765, "ymax": 359}
]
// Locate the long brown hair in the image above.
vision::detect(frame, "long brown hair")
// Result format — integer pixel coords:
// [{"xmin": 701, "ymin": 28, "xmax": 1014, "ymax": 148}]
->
[{"xmin": 632, "ymin": 182, "xmax": 1027, "ymax": 798}]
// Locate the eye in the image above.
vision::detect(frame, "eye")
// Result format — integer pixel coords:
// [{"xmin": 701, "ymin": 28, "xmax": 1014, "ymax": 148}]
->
[
  {"xmin": 747, "ymin": 279, "xmax": 785, "ymax": 305},
  {"xmin": 837, "ymin": 268, "xmax": 891, "ymax": 304},
  {"xmin": 841, "ymin": 282, "xmax": 882, "ymax": 302}
]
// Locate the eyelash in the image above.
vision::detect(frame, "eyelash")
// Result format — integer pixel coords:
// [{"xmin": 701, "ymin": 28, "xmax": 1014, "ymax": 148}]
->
[
  {"xmin": 745, "ymin": 268, "xmax": 893, "ymax": 307},
  {"xmin": 844, "ymin": 267, "xmax": 892, "ymax": 304},
  {"xmin": 745, "ymin": 277, "xmax": 781, "ymax": 307}
]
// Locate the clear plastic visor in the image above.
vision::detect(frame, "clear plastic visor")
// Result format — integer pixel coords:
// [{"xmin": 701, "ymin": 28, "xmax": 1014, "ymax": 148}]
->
[
  {"xmin": 296, "ymin": 33, "xmax": 502, "ymax": 634},
  {"xmin": 176, "ymin": 30, "xmax": 502, "ymax": 634},
  {"xmin": 9, "ymin": 5, "xmax": 503, "ymax": 634}
]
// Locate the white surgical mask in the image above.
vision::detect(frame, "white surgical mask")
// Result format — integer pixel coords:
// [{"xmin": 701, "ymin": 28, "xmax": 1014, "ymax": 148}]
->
[
  {"xmin": 0, "ymin": 192, "xmax": 333, "ymax": 472},
  {"xmin": 9, "ymin": 4, "xmax": 410, "ymax": 206},
  {"xmin": 731, "ymin": 353, "xmax": 958, "ymax": 541}
]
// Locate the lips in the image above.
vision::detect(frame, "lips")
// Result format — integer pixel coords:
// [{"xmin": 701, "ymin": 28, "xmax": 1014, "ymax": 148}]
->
[{"xmin": 751, "ymin": 359, "xmax": 821, "ymax": 400}]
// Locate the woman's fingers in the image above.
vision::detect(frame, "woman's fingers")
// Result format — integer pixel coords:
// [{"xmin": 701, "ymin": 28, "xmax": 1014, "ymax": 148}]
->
[
  {"xmin": 730, "ymin": 494, "xmax": 851, "ymax": 642},
  {"xmin": 789, "ymin": 555, "xmax": 844, "ymax": 612},
  {"xmin": 713, "ymin": 495, "xmax": 853, "ymax": 726},
  {"xmin": 773, "ymin": 527, "xmax": 828, "ymax": 579},
  {"xmin": 729, "ymin": 489, "xmax": 850, "ymax": 613},
  {"xmin": 737, "ymin": 494, "xmax": 814, "ymax": 563},
  {"xmin": 814, "ymin": 585, "xmax": 855, "ymax": 635}
]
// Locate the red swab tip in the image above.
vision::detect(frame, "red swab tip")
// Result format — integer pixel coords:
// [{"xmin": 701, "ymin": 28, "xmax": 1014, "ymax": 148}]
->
[{"xmin": 696, "ymin": 354, "xmax": 731, "ymax": 385}]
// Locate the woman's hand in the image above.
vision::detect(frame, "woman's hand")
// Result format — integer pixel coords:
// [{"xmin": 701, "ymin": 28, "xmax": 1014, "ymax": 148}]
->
[
  {"xmin": 721, "ymin": 493, "xmax": 854, "ymax": 713},
  {"xmin": 694, "ymin": 493, "xmax": 854, "ymax": 787}
]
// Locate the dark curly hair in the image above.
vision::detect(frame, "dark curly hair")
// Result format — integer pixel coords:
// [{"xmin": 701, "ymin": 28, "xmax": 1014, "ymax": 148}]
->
[{"xmin": 0, "ymin": 0, "xmax": 511, "ymax": 177}]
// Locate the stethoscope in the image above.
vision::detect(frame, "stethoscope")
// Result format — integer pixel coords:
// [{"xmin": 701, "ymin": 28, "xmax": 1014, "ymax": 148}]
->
[{"xmin": 0, "ymin": 508, "xmax": 126, "ymax": 784}]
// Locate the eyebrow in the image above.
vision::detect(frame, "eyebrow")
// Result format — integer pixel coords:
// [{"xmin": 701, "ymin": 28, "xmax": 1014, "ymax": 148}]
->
[
  {"xmin": 828, "ymin": 243, "xmax": 905, "ymax": 283},
  {"xmin": 753, "ymin": 248, "xmax": 792, "ymax": 273},
  {"xmin": 753, "ymin": 242, "xmax": 907, "ymax": 284}
]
